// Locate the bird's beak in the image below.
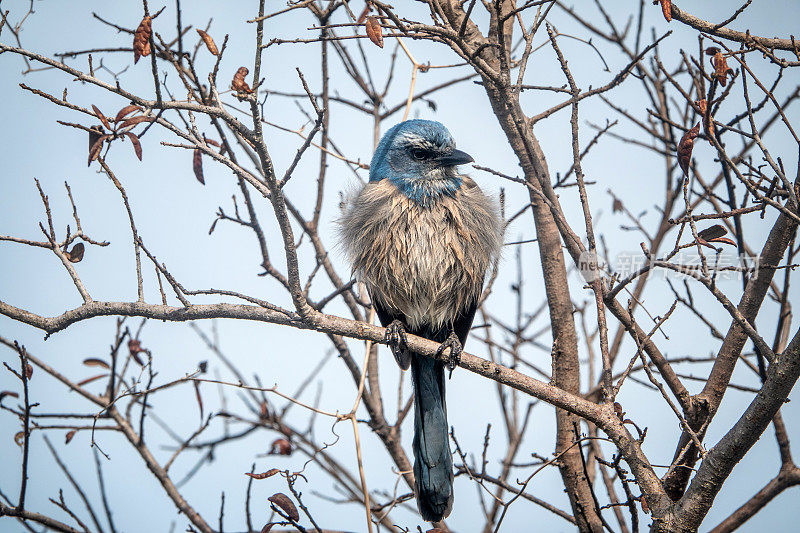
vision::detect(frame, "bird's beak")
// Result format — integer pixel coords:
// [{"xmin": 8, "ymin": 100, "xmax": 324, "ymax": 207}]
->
[{"xmin": 438, "ymin": 149, "xmax": 474, "ymax": 166}]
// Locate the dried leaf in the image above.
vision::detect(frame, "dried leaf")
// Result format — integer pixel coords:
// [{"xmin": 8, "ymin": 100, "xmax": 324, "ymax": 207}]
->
[
  {"xmin": 245, "ymin": 468, "xmax": 280, "ymax": 480},
  {"xmin": 268, "ymin": 493, "xmax": 299, "ymax": 521},
  {"xmin": 14, "ymin": 431, "xmax": 25, "ymax": 447},
  {"xmin": 126, "ymin": 132, "xmax": 143, "ymax": 161},
  {"xmin": 658, "ymin": 0, "xmax": 671, "ymax": 22},
  {"xmin": 205, "ymin": 138, "xmax": 221, "ymax": 148},
  {"xmin": 133, "ymin": 16, "xmax": 152, "ymax": 64},
  {"xmin": 0, "ymin": 390, "xmax": 20, "ymax": 402},
  {"xmin": 231, "ymin": 67, "xmax": 253, "ymax": 94},
  {"xmin": 365, "ymin": 16, "xmax": 383, "ymax": 48},
  {"xmin": 695, "ymin": 98, "xmax": 714, "ymax": 143},
  {"xmin": 705, "ymin": 47, "xmax": 721, "ymax": 56},
  {"xmin": 270, "ymin": 438, "xmax": 292, "ymax": 456},
  {"xmin": 697, "ymin": 224, "xmax": 727, "ymax": 241},
  {"xmin": 65, "ymin": 430, "xmax": 77, "ymax": 444},
  {"xmin": 89, "ymin": 125, "xmax": 104, "ymax": 153},
  {"xmin": 196, "ymin": 29, "xmax": 219, "ymax": 55},
  {"xmin": 709, "ymin": 236, "xmax": 737, "ymax": 246},
  {"xmin": 677, "ymin": 123, "xmax": 700, "ymax": 176},
  {"xmin": 77, "ymin": 373, "xmax": 108, "ymax": 387},
  {"xmin": 193, "ymin": 380, "xmax": 204, "ymax": 421},
  {"xmin": 83, "ymin": 358, "xmax": 110, "ymax": 369},
  {"xmin": 641, "ymin": 497, "xmax": 650, "ymax": 514},
  {"xmin": 427, "ymin": 529, "xmax": 447, "ymax": 533},
  {"xmin": 88, "ymin": 134, "xmax": 108, "ymax": 166},
  {"xmin": 612, "ymin": 198, "xmax": 623, "ymax": 213},
  {"xmin": 712, "ymin": 51, "xmax": 733, "ymax": 86},
  {"xmin": 193, "ymin": 148, "xmax": 205, "ymax": 184},
  {"xmin": 68, "ymin": 242, "xmax": 85, "ymax": 263},
  {"xmin": 25, "ymin": 363, "xmax": 33, "ymax": 380},
  {"xmin": 92, "ymin": 105, "xmax": 112, "ymax": 131},
  {"xmin": 119, "ymin": 115, "xmax": 155, "ymax": 129},
  {"xmin": 115, "ymin": 104, "xmax": 142, "ymax": 123},
  {"xmin": 128, "ymin": 339, "xmax": 145, "ymax": 365},
  {"xmin": 356, "ymin": 4, "xmax": 372, "ymax": 25},
  {"xmin": 260, "ymin": 525, "xmax": 274, "ymax": 533},
  {"xmin": 259, "ymin": 400, "xmax": 269, "ymax": 419}
]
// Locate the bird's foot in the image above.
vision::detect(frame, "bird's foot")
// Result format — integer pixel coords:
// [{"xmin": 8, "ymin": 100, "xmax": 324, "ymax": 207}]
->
[
  {"xmin": 436, "ymin": 332, "xmax": 463, "ymax": 379},
  {"xmin": 385, "ymin": 319, "xmax": 410, "ymax": 369}
]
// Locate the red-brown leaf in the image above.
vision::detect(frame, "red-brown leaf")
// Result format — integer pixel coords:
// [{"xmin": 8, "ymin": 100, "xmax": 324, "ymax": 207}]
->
[
  {"xmin": 659, "ymin": 0, "xmax": 671, "ymax": 22},
  {"xmin": 193, "ymin": 380, "xmax": 204, "ymax": 420},
  {"xmin": 77, "ymin": 373, "xmax": 108, "ymax": 387},
  {"xmin": 115, "ymin": 104, "xmax": 142, "ymax": 123},
  {"xmin": 88, "ymin": 134, "xmax": 108, "ymax": 166},
  {"xmin": 128, "ymin": 339, "xmax": 145, "ymax": 365},
  {"xmin": 231, "ymin": 67, "xmax": 253, "ymax": 94},
  {"xmin": 365, "ymin": 16, "xmax": 383, "ymax": 48},
  {"xmin": 677, "ymin": 123, "xmax": 700, "ymax": 176},
  {"xmin": 14, "ymin": 431, "xmax": 25, "ymax": 447},
  {"xmin": 245, "ymin": 468, "xmax": 280, "ymax": 480},
  {"xmin": 196, "ymin": 29, "xmax": 219, "ymax": 55},
  {"xmin": 68, "ymin": 242, "xmax": 85, "ymax": 263},
  {"xmin": 133, "ymin": 16, "xmax": 152, "ymax": 64},
  {"xmin": 193, "ymin": 148, "xmax": 205, "ymax": 184},
  {"xmin": 0, "ymin": 391, "xmax": 20, "ymax": 402},
  {"xmin": 712, "ymin": 51, "xmax": 733, "ymax": 86},
  {"xmin": 92, "ymin": 105, "xmax": 112, "ymax": 131},
  {"xmin": 709, "ymin": 236, "xmax": 737, "ymax": 246},
  {"xmin": 65, "ymin": 430, "xmax": 77, "ymax": 444},
  {"xmin": 126, "ymin": 132, "xmax": 143, "ymax": 161},
  {"xmin": 268, "ymin": 493, "xmax": 299, "ymax": 521},
  {"xmin": 26, "ymin": 363, "xmax": 33, "ymax": 380},
  {"xmin": 83, "ymin": 358, "xmax": 110, "ymax": 369},
  {"xmin": 119, "ymin": 115, "xmax": 155, "ymax": 129}
]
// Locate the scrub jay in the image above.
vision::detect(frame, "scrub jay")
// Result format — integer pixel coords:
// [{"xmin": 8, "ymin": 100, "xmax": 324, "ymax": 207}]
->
[{"xmin": 340, "ymin": 120, "xmax": 503, "ymax": 522}]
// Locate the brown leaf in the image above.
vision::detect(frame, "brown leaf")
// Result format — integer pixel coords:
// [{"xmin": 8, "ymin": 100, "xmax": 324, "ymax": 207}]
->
[
  {"xmin": 77, "ymin": 373, "xmax": 108, "ymax": 387},
  {"xmin": 14, "ymin": 431, "xmax": 25, "ymax": 447},
  {"xmin": 65, "ymin": 430, "xmax": 77, "ymax": 444},
  {"xmin": 365, "ymin": 16, "xmax": 383, "ymax": 48},
  {"xmin": 26, "ymin": 363, "xmax": 33, "ymax": 380},
  {"xmin": 245, "ymin": 468, "xmax": 280, "ymax": 480},
  {"xmin": 133, "ymin": 16, "xmax": 152, "ymax": 64},
  {"xmin": 68, "ymin": 242, "xmax": 85, "ymax": 263},
  {"xmin": 119, "ymin": 115, "xmax": 155, "ymax": 129},
  {"xmin": 126, "ymin": 132, "xmax": 143, "ymax": 161},
  {"xmin": 193, "ymin": 148, "xmax": 205, "ymax": 184},
  {"xmin": 259, "ymin": 400, "xmax": 269, "ymax": 419},
  {"xmin": 697, "ymin": 224, "xmax": 727, "ymax": 241},
  {"xmin": 260, "ymin": 525, "xmax": 274, "ymax": 533},
  {"xmin": 641, "ymin": 497, "xmax": 650, "ymax": 514},
  {"xmin": 357, "ymin": 3, "xmax": 372, "ymax": 25},
  {"xmin": 705, "ymin": 47, "xmax": 721, "ymax": 56},
  {"xmin": 115, "ymin": 104, "xmax": 142, "ymax": 123},
  {"xmin": 196, "ymin": 29, "xmax": 219, "ymax": 55},
  {"xmin": 205, "ymin": 138, "xmax": 221, "ymax": 148},
  {"xmin": 612, "ymin": 198, "xmax": 623, "ymax": 213},
  {"xmin": 677, "ymin": 123, "xmax": 700, "ymax": 176},
  {"xmin": 427, "ymin": 529, "xmax": 447, "ymax": 533},
  {"xmin": 231, "ymin": 67, "xmax": 253, "ymax": 94},
  {"xmin": 695, "ymin": 99, "xmax": 715, "ymax": 143},
  {"xmin": 0, "ymin": 390, "xmax": 20, "ymax": 402},
  {"xmin": 712, "ymin": 51, "xmax": 733, "ymax": 86},
  {"xmin": 83, "ymin": 358, "xmax": 110, "ymax": 369},
  {"xmin": 709, "ymin": 236, "xmax": 737, "ymax": 246},
  {"xmin": 92, "ymin": 105, "xmax": 112, "ymax": 131},
  {"xmin": 89, "ymin": 131, "xmax": 107, "ymax": 166},
  {"xmin": 268, "ymin": 493, "xmax": 299, "ymax": 521}
]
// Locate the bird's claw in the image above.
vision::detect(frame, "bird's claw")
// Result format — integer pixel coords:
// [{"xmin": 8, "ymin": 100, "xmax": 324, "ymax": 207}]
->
[
  {"xmin": 436, "ymin": 332, "xmax": 463, "ymax": 379},
  {"xmin": 385, "ymin": 319, "xmax": 410, "ymax": 369}
]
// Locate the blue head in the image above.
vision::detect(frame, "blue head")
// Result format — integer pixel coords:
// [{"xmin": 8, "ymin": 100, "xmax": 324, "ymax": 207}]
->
[{"xmin": 369, "ymin": 120, "xmax": 474, "ymax": 206}]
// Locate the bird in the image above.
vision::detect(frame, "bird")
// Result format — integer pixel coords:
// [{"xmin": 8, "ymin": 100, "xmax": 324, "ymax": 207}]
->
[{"xmin": 339, "ymin": 119, "xmax": 503, "ymax": 522}]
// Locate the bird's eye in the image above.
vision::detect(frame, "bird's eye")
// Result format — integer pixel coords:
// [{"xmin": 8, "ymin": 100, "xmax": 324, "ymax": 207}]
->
[{"xmin": 410, "ymin": 149, "xmax": 428, "ymax": 161}]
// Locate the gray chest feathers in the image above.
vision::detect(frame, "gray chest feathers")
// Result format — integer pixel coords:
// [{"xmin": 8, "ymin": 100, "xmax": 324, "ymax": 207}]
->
[{"xmin": 340, "ymin": 177, "xmax": 503, "ymax": 329}]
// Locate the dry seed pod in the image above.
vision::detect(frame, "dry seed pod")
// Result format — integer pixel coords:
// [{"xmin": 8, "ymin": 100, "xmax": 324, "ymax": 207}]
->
[
  {"xmin": 365, "ymin": 16, "xmax": 383, "ymax": 48},
  {"xmin": 677, "ymin": 123, "xmax": 700, "ymax": 176},
  {"xmin": 133, "ymin": 16, "xmax": 152, "ymax": 64},
  {"xmin": 231, "ymin": 67, "xmax": 253, "ymax": 94},
  {"xmin": 196, "ymin": 29, "xmax": 218, "ymax": 55}
]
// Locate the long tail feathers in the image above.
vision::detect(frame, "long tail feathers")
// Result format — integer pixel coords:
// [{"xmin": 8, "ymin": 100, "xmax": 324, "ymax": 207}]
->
[{"xmin": 410, "ymin": 353, "xmax": 454, "ymax": 522}]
